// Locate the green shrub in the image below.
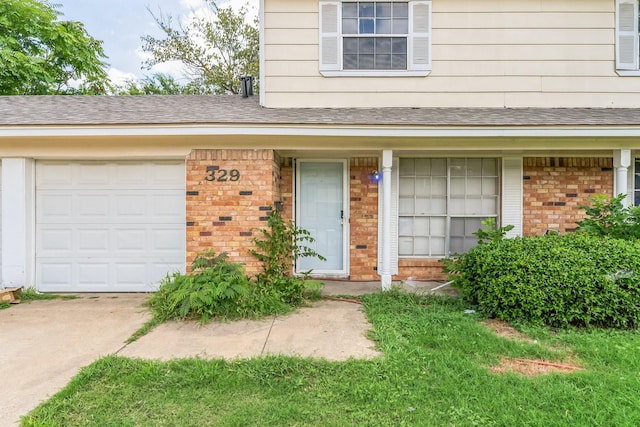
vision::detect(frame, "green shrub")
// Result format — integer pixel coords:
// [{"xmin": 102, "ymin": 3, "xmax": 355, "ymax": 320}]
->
[
  {"xmin": 446, "ymin": 233, "xmax": 640, "ymax": 329},
  {"xmin": 148, "ymin": 252, "xmax": 251, "ymax": 322},
  {"xmin": 576, "ymin": 193, "xmax": 640, "ymax": 239}
]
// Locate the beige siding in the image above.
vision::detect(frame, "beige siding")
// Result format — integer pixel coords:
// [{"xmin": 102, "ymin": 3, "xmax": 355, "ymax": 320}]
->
[{"xmin": 263, "ymin": 0, "xmax": 640, "ymax": 108}]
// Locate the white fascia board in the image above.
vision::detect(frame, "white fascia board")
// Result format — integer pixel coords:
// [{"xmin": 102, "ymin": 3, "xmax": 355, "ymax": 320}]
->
[{"xmin": 3, "ymin": 124, "xmax": 640, "ymax": 139}]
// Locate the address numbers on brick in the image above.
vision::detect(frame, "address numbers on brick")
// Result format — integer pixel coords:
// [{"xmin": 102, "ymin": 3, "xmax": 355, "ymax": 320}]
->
[{"xmin": 205, "ymin": 166, "xmax": 241, "ymax": 182}]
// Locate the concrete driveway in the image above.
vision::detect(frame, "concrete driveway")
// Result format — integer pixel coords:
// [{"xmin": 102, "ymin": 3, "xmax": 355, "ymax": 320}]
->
[
  {"xmin": 0, "ymin": 295, "xmax": 150, "ymax": 427},
  {"xmin": 0, "ymin": 288, "xmax": 383, "ymax": 426}
]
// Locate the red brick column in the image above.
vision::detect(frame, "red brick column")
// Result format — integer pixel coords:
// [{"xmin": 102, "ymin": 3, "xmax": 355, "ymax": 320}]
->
[
  {"xmin": 186, "ymin": 149, "xmax": 279, "ymax": 276},
  {"xmin": 523, "ymin": 157, "xmax": 614, "ymax": 235},
  {"xmin": 348, "ymin": 158, "xmax": 379, "ymax": 280}
]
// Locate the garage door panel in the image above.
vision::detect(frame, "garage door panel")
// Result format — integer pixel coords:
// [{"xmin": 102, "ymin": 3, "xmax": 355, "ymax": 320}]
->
[
  {"xmin": 38, "ymin": 263, "xmax": 73, "ymax": 290},
  {"xmin": 78, "ymin": 263, "xmax": 110, "ymax": 287},
  {"xmin": 150, "ymin": 162, "xmax": 186, "ymax": 185},
  {"xmin": 79, "ymin": 194, "xmax": 110, "ymax": 217},
  {"xmin": 37, "ymin": 162, "xmax": 74, "ymax": 186},
  {"xmin": 153, "ymin": 228, "xmax": 185, "ymax": 251},
  {"xmin": 115, "ymin": 194, "xmax": 149, "ymax": 218},
  {"xmin": 113, "ymin": 163, "xmax": 147, "ymax": 184},
  {"xmin": 78, "ymin": 163, "xmax": 111, "ymax": 185},
  {"xmin": 36, "ymin": 160, "xmax": 185, "ymax": 292},
  {"xmin": 39, "ymin": 194, "xmax": 74, "ymax": 218},
  {"xmin": 39, "ymin": 228, "xmax": 73, "ymax": 254},
  {"xmin": 78, "ymin": 229, "xmax": 110, "ymax": 251},
  {"xmin": 152, "ymin": 193, "xmax": 186, "ymax": 218}
]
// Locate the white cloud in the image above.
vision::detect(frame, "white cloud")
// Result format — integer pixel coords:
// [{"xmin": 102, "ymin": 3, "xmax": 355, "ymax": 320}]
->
[
  {"xmin": 180, "ymin": 0, "xmax": 207, "ymax": 8},
  {"xmin": 150, "ymin": 61, "xmax": 190, "ymax": 81},
  {"xmin": 135, "ymin": 48, "xmax": 189, "ymax": 81},
  {"xmin": 108, "ymin": 68, "xmax": 138, "ymax": 86}
]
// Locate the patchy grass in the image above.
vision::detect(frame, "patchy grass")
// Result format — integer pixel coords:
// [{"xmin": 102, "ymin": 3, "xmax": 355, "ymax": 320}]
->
[
  {"xmin": 22, "ymin": 291, "xmax": 640, "ymax": 426},
  {"xmin": 126, "ymin": 317, "xmax": 164, "ymax": 344},
  {"xmin": 19, "ymin": 288, "xmax": 78, "ymax": 302}
]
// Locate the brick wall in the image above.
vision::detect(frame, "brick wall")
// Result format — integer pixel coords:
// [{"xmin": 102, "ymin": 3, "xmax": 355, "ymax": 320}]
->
[
  {"xmin": 523, "ymin": 157, "xmax": 614, "ymax": 235},
  {"xmin": 396, "ymin": 259, "xmax": 448, "ymax": 281},
  {"xmin": 188, "ymin": 153, "xmax": 614, "ymax": 282},
  {"xmin": 349, "ymin": 158, "xmax": 379, "ymax": 280},
  {"xmin": 186, "ymin": 149, "xmax": 279, "ymax": 275}
]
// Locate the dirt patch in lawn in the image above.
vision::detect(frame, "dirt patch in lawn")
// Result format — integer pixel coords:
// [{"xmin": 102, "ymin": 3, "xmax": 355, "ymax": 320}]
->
[
  {"xmin": 482, "ymin": 319, "xmax": 536, "ymax": 343},
  {"xmin": 490, "ymin": 357, "xmax": 584, "ymax": 376},
  {"xmin": 482, "ymin": 319, "xmax": 584, "ymax": 376}
]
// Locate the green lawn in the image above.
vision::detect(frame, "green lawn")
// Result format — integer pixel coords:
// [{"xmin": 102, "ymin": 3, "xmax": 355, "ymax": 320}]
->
[{"xmin": 23, "ymin": 291, "xmax": 640, "ymax": 426}]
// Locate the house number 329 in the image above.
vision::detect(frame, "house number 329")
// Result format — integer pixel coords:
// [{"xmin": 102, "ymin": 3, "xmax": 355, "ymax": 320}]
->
[{"xmin": 205, "ymin": 166, "xmax": 241, "ymax": 182}]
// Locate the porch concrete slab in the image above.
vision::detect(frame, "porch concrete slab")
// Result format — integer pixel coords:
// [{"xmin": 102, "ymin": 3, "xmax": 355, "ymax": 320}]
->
[
  {"xmin": 0, "ymin": 295, "xmax": 149, "ymax": 427},
  {"xmin": 262, "ymin": 300, "xmax": 380, "ymax": 360},
  {"xmin": 120, "ymin": 299, "xmax": 380, "ymax": 362}
]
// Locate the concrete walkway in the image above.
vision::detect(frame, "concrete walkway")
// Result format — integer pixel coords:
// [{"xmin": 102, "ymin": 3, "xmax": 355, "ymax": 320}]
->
[{"xmin": 0, "ymin": 280, "xmax": 452, "ymax": 426}]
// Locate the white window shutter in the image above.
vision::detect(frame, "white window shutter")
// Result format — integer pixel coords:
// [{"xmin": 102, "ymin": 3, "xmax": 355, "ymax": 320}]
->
[
  {"xmin": 378, "ymin": 158, "xmax": 399, "ymax": 275},
  {"xmin": 409, "ymin": 1, "xmax": 431, "ymax": 71},
  {"xmin": 501, "ymin": 158, "xmax": 523, "ymax": 238},
  {"xmin": 319, "ymin": 2, "xmax": 341, "ymax": 71},
  {"xmin": 616, "ymin": 0, "xmax": 639, "ymax": 70}
]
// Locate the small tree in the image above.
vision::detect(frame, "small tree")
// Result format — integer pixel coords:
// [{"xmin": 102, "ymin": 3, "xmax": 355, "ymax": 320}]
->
[
  {"xmin": 249, "ymin": 210, "xmax": 325, "ymax": 304},
  {"xmin": 0, "ymin": 0, "xmax": 109, "ymax": 95},
  {"xmin": 140, "ymin": 0, "xmax": 259, "ymax": 95}
]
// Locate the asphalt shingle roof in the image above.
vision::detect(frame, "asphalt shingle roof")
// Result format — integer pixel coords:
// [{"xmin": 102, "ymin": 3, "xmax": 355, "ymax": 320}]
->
[{"xmin": 1, "ymin": 95, "xmax": 640, "ymax": 127}]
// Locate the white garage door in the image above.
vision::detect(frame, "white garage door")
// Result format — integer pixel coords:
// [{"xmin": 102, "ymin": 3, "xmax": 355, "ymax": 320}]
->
[{"xmin": 36, "ymin": 160, "xmax": 185, "ymax": 292}]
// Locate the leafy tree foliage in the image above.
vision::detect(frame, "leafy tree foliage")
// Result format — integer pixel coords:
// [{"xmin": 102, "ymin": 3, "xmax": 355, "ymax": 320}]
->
[
  {"xmin": 141, "ymin": 0, "xmax": 259, "ymax": 95},
  {"xmin": 0, "ymin": 0, "xmax": 109, "ymax": 94},
  {"xmin": 115, "ymin": 73, "xmax": 214, "ymax": 95}
]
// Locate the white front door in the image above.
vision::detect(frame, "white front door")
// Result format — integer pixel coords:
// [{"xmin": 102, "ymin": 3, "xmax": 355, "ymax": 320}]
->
[{"xmin": 296, "ymin": 160, "xmax": 348, "ymax": 275}]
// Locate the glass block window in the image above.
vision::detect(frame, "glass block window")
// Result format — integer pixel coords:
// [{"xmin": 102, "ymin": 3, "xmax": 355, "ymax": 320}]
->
[{"xmin": 398, "ymin": 158, "xmax": 499, "ymax": 257}]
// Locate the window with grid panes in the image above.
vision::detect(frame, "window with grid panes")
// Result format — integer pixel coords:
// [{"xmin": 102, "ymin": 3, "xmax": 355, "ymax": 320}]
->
[
  {"xmin": 398, "ymin": 158, "xmax": 499, "ymax": 257},
  {"xmin": 319, "ymin": 1, "xmax": 431, "ymax": 75},
  {"xmin": 342, "ymin": 2, "xmax": 409, "ymax": 70}
]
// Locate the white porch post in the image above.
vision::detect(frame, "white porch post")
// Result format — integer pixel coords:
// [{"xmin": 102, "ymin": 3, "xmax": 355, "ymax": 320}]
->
[
  {"xmin": 613, "ymin": 149, "xmax": 631, "ymax": 207},
  {"xmin": 2, "ymin": 158, "xmax": 35, "ymax": 288},
  {"xmin": 380, "ymin": 150, "xmax": 393, "ymax": 291}
]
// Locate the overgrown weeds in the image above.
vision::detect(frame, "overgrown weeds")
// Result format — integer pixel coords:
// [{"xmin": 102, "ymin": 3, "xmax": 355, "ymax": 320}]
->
[{"xmin": 141, "ymin": 210, "xmax": 324, "ymax": 335}]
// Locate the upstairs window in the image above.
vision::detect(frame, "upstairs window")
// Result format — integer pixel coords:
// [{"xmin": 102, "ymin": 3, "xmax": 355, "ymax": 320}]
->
[
  {"xmin": 616, "ymin": 0, "xmax": 640, "ymax": 73},
  {"xmin": 320, "ymin": 1, "xmax": 431, "ymax": 76}
]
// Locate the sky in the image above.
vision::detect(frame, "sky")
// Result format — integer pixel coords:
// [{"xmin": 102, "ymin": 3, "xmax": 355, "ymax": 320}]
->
[{"xmin": 55, "ymin": 0, "xmax": 258, "ymax": 86}]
